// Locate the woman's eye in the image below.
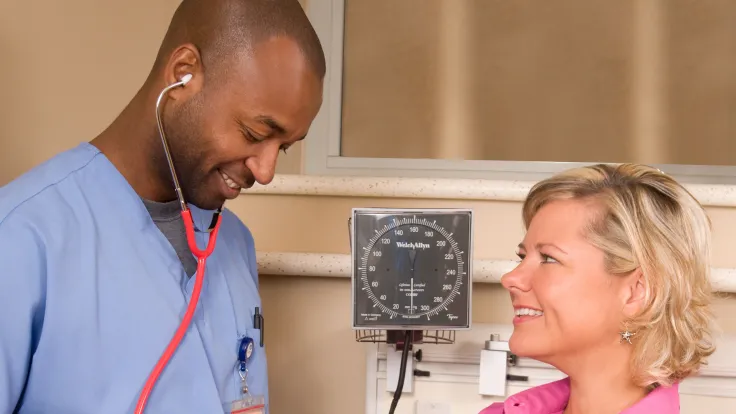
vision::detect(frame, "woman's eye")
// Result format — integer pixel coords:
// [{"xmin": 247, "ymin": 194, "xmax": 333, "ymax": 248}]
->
[
  {"xmin": 515, "ymin": 252, "xmax": 525, "ymax": 262},
  {"xmin": 541, "ymin": 254, "xmax": 558, "ymax": 264},
  {"xmin": 280, "ymin": 146, "xmax": 289, "ymax": 154}
]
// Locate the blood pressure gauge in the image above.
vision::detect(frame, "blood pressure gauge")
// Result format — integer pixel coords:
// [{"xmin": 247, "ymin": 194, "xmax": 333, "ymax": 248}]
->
[{"xmin": 350, "ymin": 208, "xmax": 473, "ymax": 331}]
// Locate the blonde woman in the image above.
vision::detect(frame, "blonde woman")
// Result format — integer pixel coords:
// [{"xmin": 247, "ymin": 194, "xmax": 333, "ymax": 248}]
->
[{"xmin": 480, "ymin": 164, "xmax": 716, "ymax": 414}]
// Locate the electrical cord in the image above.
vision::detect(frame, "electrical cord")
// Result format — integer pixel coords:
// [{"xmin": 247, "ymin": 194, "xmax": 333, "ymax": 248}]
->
[{"xmin": 388, "ymin": 330, "xmax": 413, "ymax": 414}]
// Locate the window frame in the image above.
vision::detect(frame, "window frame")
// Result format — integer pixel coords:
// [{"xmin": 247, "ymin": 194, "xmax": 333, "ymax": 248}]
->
[{"xmin": 302, "ymin": 0, "xmax": 736, "ymax": 184}]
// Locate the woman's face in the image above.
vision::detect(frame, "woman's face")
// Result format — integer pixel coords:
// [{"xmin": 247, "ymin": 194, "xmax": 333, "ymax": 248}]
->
[{"xmin": 501, "ymin": 198, "xmax": 641, "ymax": 365}]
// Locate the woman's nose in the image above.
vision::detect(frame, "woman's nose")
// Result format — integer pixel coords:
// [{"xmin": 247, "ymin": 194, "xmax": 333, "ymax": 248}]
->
[{"xmin": 501, "ymin": 262, "xmax": 532, "ymax": 292}]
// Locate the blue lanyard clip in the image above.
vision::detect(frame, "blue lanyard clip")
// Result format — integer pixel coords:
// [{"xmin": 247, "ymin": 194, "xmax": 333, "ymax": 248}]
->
[{"xmin": 238, "ymin": 336, "xmax": 255, "ymax": 372}]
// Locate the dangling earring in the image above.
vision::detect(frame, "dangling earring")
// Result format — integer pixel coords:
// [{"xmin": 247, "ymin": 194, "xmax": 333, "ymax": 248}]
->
[{"xmin": 619, "ymin": 329, "xmax": 636, "ymax": 344}]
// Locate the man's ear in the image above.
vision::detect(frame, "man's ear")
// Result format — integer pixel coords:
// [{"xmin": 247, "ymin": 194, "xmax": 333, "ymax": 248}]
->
[
  {"xmin": 164, "ymin": 43, "xmax": 204, "ymax": 98},
  {"xmin": 621, "ymin": 267, "xmax": 646, "ymax": 319}
]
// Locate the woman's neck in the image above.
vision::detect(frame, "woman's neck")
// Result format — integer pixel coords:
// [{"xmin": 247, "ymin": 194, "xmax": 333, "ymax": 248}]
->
[
  {"xmin": 557, "ymin": 346, "xmax": 648, "ymax": 414},
  {"xmin": 564, "ymin": 377, "xmax": 647, "ymax": 414}
]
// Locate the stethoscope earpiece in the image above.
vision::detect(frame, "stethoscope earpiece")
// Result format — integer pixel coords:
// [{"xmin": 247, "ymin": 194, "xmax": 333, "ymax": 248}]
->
[{"xmin": 180, "ymin": 73, "xmax": 193, "ymax": 86}]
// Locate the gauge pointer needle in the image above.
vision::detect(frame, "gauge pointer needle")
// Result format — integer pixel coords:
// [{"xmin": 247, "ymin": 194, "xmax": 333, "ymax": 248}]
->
[{"xmin": 408, "ymin": 249, "xmax": 417, "ymax": 314}]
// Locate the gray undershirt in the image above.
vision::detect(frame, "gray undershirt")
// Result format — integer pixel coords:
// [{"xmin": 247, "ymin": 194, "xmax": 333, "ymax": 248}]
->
[{"xmin": 141, "ymin": 198, "xmax": 198, "ymax": 277}]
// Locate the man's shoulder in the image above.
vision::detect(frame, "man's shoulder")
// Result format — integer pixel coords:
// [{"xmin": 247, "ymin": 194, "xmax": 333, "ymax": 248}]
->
[
  {"xmin": 0, "ymin": 142, "xmax": 101, "ymax": 226},
  {"xmin": 220, "ymin": 207, "xmax": 255, "ymax": 244}
]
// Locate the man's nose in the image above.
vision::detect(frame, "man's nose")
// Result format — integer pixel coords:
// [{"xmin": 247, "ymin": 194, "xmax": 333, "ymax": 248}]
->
[{"xmin": 245, "ymin": 142, "xmax": 279, "ymax": 185}]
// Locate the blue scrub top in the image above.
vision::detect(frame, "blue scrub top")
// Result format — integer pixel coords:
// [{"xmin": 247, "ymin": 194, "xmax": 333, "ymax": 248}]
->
[{"xmin": 0, "ymin": 143, "xmax": 269, "ymax": 413}]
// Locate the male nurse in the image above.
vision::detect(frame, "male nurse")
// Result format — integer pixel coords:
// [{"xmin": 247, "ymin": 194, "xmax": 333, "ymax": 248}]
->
[{"xmin": 0, "ymin": 0, "xmax": 324, "ymax": 412}]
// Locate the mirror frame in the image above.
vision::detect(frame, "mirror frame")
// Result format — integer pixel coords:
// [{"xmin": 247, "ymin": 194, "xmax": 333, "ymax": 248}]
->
[{"xmin": 303, "ymin": 0, "xmax": 736, "ymax": 184}]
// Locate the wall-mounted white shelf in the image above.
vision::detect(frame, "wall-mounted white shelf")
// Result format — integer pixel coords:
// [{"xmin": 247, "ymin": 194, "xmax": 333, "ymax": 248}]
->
[{"xmin": 244, "ymin": 173, "xmax": 736, "ymax": 207}]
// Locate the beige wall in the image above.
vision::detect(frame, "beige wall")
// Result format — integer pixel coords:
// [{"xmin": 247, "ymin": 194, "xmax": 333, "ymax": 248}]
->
[{"xmin": 2, "ymin": 1, "xmax": 736, "ymax": 414}]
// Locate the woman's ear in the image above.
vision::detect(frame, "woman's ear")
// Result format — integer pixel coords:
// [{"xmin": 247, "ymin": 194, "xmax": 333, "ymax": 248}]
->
[{"xmin": 621, "ymin": 267, "xmax": 646, "ymax": 318}]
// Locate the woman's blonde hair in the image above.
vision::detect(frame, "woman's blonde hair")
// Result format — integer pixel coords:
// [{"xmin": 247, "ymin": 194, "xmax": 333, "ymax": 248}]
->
[{"xmin": 522, "ymin": 163, "xmax": 716, "ymax": 388}]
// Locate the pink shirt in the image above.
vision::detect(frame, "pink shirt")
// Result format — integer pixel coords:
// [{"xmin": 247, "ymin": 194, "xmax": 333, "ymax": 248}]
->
[{"xmin": 479, "ymin": 377, "xmax": 680, "ymax": 413}]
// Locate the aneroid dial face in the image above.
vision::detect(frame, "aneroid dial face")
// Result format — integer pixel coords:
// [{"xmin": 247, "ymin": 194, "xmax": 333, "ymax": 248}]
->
[{"xmin": 352, "ymin": 210, "xmax": 472, "ymax": 330}]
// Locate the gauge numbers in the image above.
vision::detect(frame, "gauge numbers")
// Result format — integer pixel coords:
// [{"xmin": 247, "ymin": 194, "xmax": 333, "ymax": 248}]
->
[{"xmin": 351, "ymin": 208, "xmax": 472, "ymax": 330}]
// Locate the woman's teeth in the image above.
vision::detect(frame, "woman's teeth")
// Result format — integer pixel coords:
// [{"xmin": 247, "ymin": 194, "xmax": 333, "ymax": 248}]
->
[
  {"xmin": 515, "ymin": 308, "xmax": 544, "ymax": 317},
  {"xmin": 220, "ymin": 172, "xmax": 241, "ymax": 190}
]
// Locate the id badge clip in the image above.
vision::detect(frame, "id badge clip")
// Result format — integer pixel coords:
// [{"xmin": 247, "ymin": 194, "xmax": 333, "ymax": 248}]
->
[{"xmin": 227, "ymin": 336, "xmax": 266, "ymax": 414}]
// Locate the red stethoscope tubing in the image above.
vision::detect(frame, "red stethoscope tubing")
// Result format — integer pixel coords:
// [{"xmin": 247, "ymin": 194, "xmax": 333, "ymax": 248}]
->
[{"xmin": 133, "ymin": 208, "xmax": 222, "ymax": 414}]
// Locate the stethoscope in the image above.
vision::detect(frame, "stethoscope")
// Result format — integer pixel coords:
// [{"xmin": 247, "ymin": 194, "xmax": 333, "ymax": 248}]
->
[{"xmin": 134, "ymin": 73, "xmax": 224, "ymax": 414}]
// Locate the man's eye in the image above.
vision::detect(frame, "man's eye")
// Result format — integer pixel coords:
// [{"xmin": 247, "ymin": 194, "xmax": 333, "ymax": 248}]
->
[{"xmin": 243, "ymin": 129, "xmax": 265, "ymax": 143}]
